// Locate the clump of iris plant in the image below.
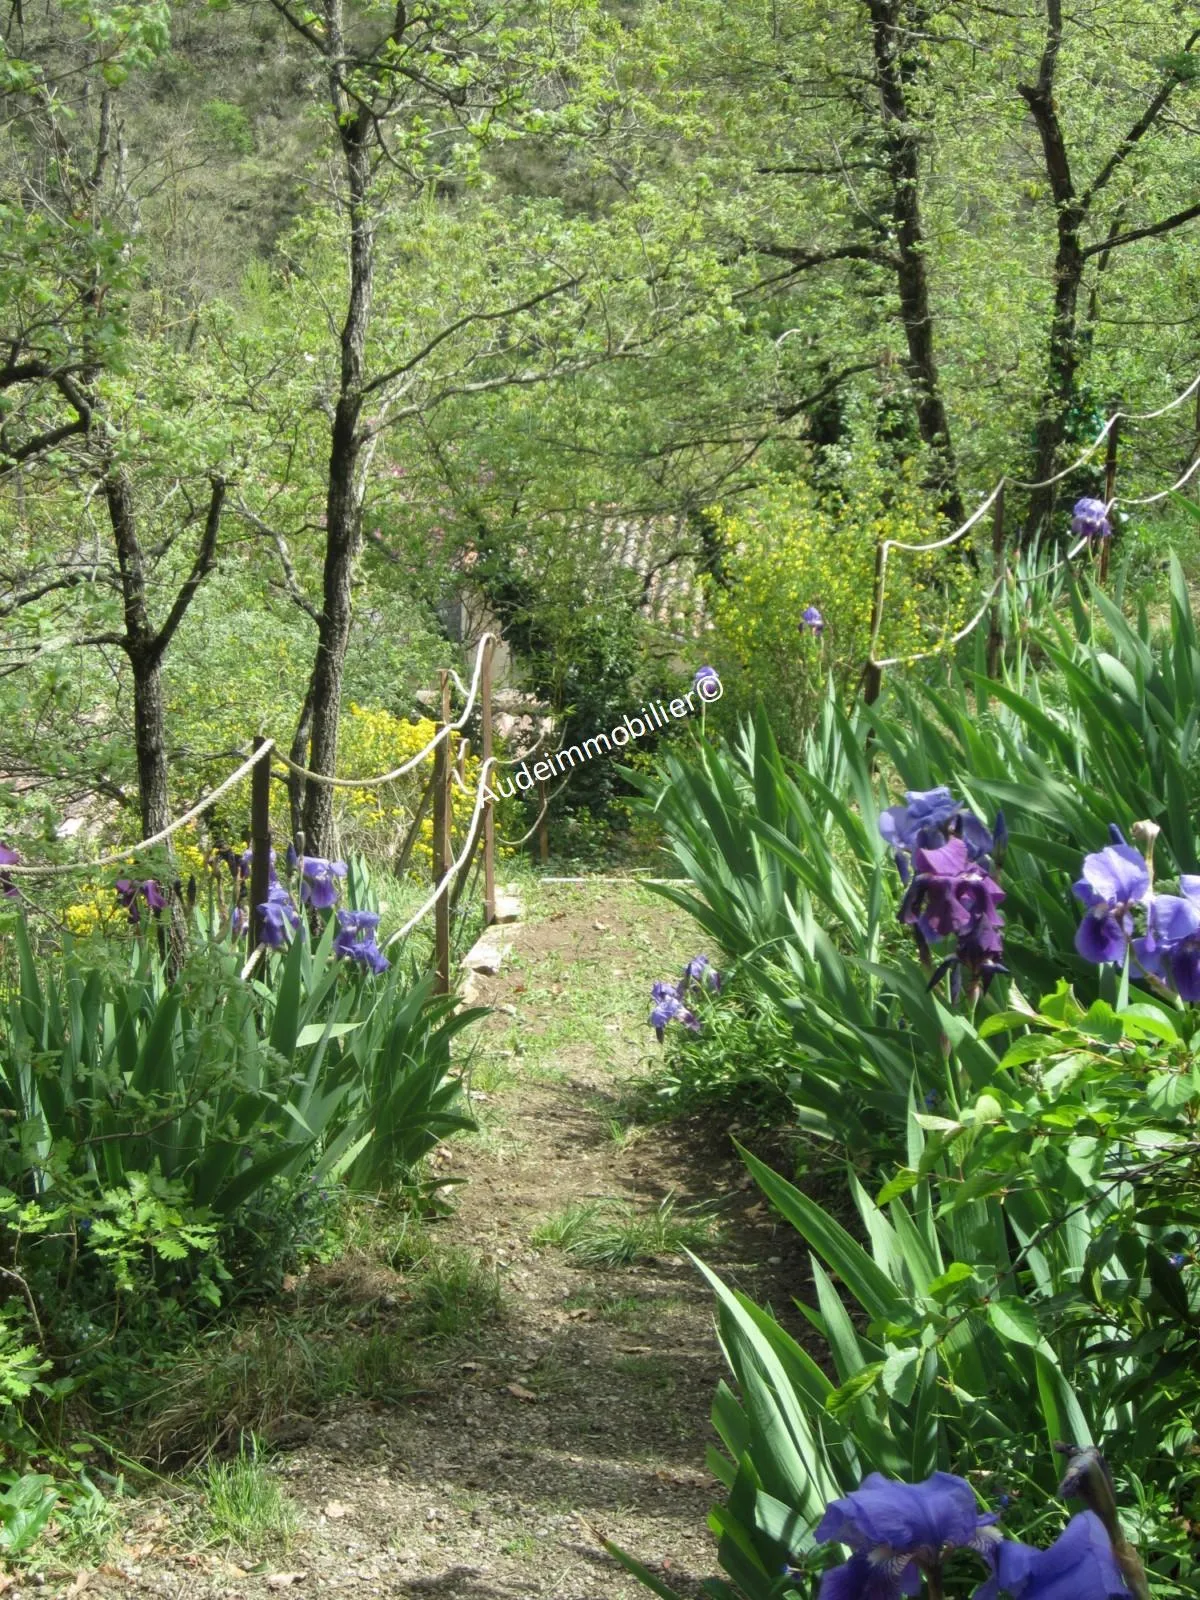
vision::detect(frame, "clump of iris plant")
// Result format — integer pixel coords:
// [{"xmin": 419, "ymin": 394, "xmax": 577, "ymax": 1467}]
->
[
  {"xmin": 332, "ymin": 909, "xmax": 390, "ymax": 974},
  {"xmin": 114, "ymin": 877, "xmax": 167, "ymax": 925},
  {"xmin": 1071, "ymin": 497, "xmax": 1113, "ymax": 542},
  {"xmin": 1073, "ymin": 823, "xmax": 1200, "ymax": 1001},
  {"xmin": 800, "ymin": 1461, "xmax": 1137, "ymax": 1600},
  {"xmin": 880, "ymin": 787, "xmax": 1007, "ymax": 999}
]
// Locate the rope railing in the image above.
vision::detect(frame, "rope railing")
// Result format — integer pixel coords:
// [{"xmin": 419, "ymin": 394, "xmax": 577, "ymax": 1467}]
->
[
  {"xmin": 2, "ymin": 741, "xmax": 277, "ymax": 877},
  {"xmin": 382, "ymin": 755, "xmax": 498, "ymax": 949},
  {"xmin": 2, "ymin": 643, "xmax": 511, "ymax": 990},
  {"xmin": 275, "ymin": 631, "xmax": 497, "ymax": 790},
  {"xmin": 866, "ymin": 482, "xmax": 1003, "ymax": 670},
  {"xmin": 1008, "ymin": 369, "xmax": 1200, "ymax": 490},
  {"xmin": 866, "ymin": 363, "xmax": 1200, "ymax": 682}
]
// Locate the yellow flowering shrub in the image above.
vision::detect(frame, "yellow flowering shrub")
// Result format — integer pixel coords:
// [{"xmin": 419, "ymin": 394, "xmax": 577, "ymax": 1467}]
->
[
  {"xmin": 335, "ymin": 703, "xmax": 501, "ymax": 873},
  {"xmin": 704, "ymin": 466, "xmax": 973, "ymax": 750},
  {"xmin": 62, "ymin": 824, "xmax": 222, "ymax": 937},
  {"xmin": 64, "ymin": 887, "xmax": 125, "ymax": 938}
]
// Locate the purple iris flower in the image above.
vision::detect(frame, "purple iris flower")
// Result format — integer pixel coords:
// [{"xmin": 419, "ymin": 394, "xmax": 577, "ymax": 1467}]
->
[
  {"xmin": 903, "ymin": 839, "xmax": 1003, "ymax": 940},
  {"xmin": 359, "ymin": 940, "xmax": 391, "ymax": 974},
  {"xmin": 257, "ymin": 881, "xmax": 300, "ymax": 948},
  {"xmin": 815, "ymin": 1472, "xmax": 999, "ymax": 1600},
  {"xmin": 115, "ymin": 878, "xmax": 165, "ymax": 924},
  {"xmin": 1169, "ymin": 1252, "xmax": 1187, "ymax": 1268},
  {"xmin": 238, "ymin": 845, "xmax": 277, "ymax": 881},
  {"xmin": 0, "ymin": 842, "xmax": 20, "ymax": 897},
  {"xmin": 800, "ymin": 605, "xmax": 825, "ymax": 636},
  {"xmin": 971, "ymin": 1511, "xmax": 1131, "ymax": 1600},
  {"xmin": 680, "ymin": 954, "xmax": 722, "ymax": 993},
  {"xmin": 230, "ymin": 905, "xmax": 247, "ymax": 937},
  {"xmin": 900, "ymin": 838, "xmax": 1006, "ymax": 994},
  {"xmin": 1073, "ymin": 843, "xmax": 1150, "ymax": 965},
  {"xmin": 332, "ymin": 909, "xmax": 390, "ymax": 973},
  {"xmin": 298, "ymin": 854, "xmax": 348, "ymax": 910},
  {"xmin": 879, "ymin": 789, "xmax": 1001, "ymax": 886},
  {"xmin": 880, "ymin": 787, "xmax": 961, "ymax": 856},
  {"xmin": 1132, "ymin": 890, "xmax": 1200, "ymax": 997},
  {"xmin": 1070, "ymin": 498, "xmax": 1112, "ymax": 542},
  {"xmin": 694, "ymin": 665, "xmax": 718, "ymax": 689},
  {"xmin": 648, "ymin": 979, "xmax": 700, "ymax": 1042}
]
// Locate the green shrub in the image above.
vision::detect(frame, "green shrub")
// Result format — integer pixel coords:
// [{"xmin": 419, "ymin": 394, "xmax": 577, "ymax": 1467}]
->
[
  {"xmin": 0, "ymin": 912, "xmax": 483, "ymax": 1457},
  {"xmin": 199, "ymin": 100, "xmax": 255, "ymax": 156}
]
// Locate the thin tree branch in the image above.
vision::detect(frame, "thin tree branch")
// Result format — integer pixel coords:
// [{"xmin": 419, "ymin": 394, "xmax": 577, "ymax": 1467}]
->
[
  {"xmin": 150, "ymin": 475, "xmax": 226, "ymax": 658},
  {"xmin": 1079, "ymin": 30, "xmax": 1200, "ymax": 211},
  {"xmin": 360, "ymin": 277, "xmax": 582, "ymax": 399},
  {"xmin": 752, "ymin": 241, "xmax": 899, "ymax": 271},
  {"xmin": 1080, "ymin": 199, "xmax": 1200, "ymax": 258}
]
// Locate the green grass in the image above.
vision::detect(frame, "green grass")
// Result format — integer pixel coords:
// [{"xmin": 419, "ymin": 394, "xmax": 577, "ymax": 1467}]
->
[
  {"xmin": 531, "ymin": 1193, "xmax": 720, "ymax": 1267},
  {"xmin": 499, "ymin": 1531, "xmax": 538, "ymax": 1559},
  {"xmin": 561, "ymin": 1286, "xmax": 690, "ymax": 1330},
  {"xmin": 612, "ymin": 1353, "xmax": 678, "ymax": 1393},
  {"xmin": 320, "ymin": 1329, "xmax": 419, "ymax": 1401},
  {"xmin": 602, "ymin": 1115, "xmax": 652, "ymax": 1149},
  {"xmin": 194, "ymin": 1448, "xmax": 301, "ymax": 1554},
  {"xmin": 333, "ymin": 1192, "xmax": 433, "ymax": 1269},
  {"xmin": 408, "ymin": 1245, "xmax": 505, "ymax": 1337},
  {"xmin": 131, "ymin": 1238, "xmax": 502, "ymax": 1462}
]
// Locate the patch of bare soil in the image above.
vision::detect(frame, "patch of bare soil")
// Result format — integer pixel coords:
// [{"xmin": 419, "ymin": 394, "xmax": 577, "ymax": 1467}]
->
[{"xmin": 37, "ymin": 882, "xmax": 816, "ymax": 1600}]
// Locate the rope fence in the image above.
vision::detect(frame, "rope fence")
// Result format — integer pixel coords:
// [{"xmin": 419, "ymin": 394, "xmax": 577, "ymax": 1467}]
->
[
  {"xmin": 864, "ymin": 364, "xmax": 1200, "ymax": 695},
  {"xmin": 2, "ymin": 634, "xmax": 515, "ymax": 995}
]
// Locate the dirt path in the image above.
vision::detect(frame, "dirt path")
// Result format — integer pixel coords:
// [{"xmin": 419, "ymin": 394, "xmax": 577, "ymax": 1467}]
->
[{"xmin": 54, "ymin": 880, "xmax": 811, "ymax": 1600}]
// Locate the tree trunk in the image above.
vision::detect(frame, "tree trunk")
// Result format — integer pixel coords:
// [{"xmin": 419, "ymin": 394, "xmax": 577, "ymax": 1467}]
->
[
  {"xmin": 128, "ymin": 646, "xmax": 172, "ymax": 839},
  {"xmin": 104, "ymin": 466, "xmax": 224, "ymax": 965},
  {"xmin": 105, "ymin": 470, "xmax": 172, "ymax": 840},
  {"xmin": 1018, "ymin": 0, "xmax": 1084, "ymax": 548},
  {"xmin": 864, "ymin": 0, "xmax": 965, "ymax": 525},
  {"xmin": 299, "ymin": 17, "xmax": 374, "ymax": 859}
]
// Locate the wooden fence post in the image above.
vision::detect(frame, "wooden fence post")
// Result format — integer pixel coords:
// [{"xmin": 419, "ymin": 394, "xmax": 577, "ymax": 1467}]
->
[
  {"xmin": 248, "ymin": 735, "xmax": 272, "ymax": 950},
  {"xmin": 985, "ymin": 483, "xmax": 1006, "ymax": 679},
  {"xmin": 1100, "ymin": 413, "xmax": 1120, "ymax": 585},
  {"xmin": 432, "ymin": 671, "xmax": 452, "ymax": 995},
  {"xmin": 480, "ymin": 636, "xmax": 497, "ymax": 926}
]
